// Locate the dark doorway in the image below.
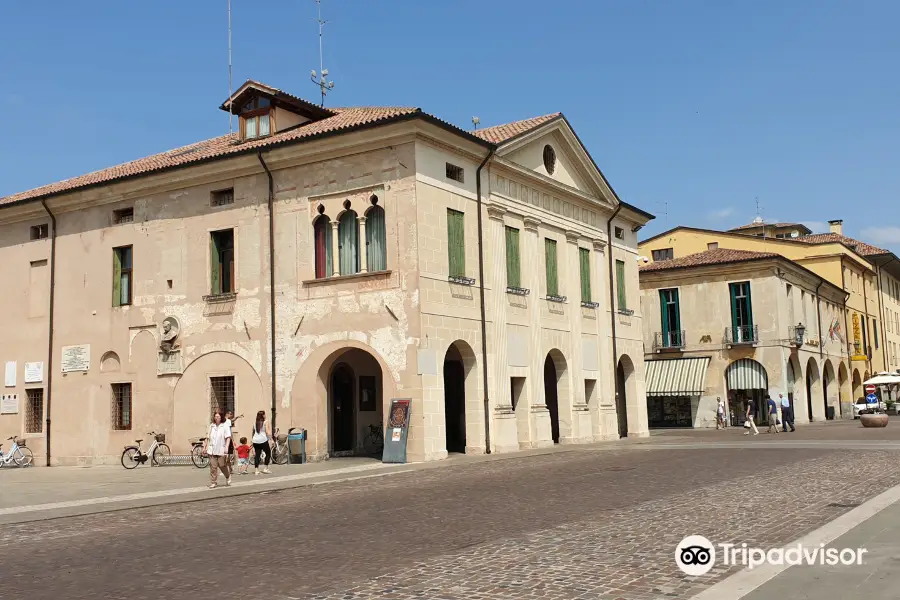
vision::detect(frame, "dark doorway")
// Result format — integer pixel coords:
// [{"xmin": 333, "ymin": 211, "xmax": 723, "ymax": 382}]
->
[
  {"xmin": 331, "ymin": 364, "xmax": 355, "ymax": 452},
  {"xmin": 444, "ymin": 345, "xmax": 466, "ymax": 453},
  {"xmin": 806, "ymin": 377, "xmax": 814, "ymax": 422},
  {"xmin": 616, "ymin": 361, "xmax": 629, "ymax": 438},
  {"xmin": 544, "ymin": 355, "xmax": 560, "ymax": 443}
]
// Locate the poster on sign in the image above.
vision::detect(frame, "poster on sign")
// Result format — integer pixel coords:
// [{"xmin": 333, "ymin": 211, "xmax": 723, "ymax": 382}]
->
[{"xmin": 382, "ymin": 398, "xmax": 412, "ymax": 464}]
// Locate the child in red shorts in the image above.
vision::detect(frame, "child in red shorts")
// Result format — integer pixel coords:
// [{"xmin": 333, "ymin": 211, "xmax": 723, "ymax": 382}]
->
[{"xmin": 235, "ymin": 437, "xmax": 252, "ymax": 474}]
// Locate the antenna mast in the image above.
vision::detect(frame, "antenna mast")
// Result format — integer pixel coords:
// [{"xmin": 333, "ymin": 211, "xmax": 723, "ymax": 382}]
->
[
  {"xmin": 228, "ymin": 0, "xmax": 233, "ymax": 135},
  {"xmin": 309, "ymin": 0, "xmax": 335, "ymax": 107}
]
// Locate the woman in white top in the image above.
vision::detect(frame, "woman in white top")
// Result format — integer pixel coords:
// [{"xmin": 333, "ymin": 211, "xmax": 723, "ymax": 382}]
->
[
  {"xmin": 203, "ymin": 410, "xmax": 232, "ymax": 488},
  {"xmin": 251, "ymin": 410, "xmax": 272, "ymax": 475}
]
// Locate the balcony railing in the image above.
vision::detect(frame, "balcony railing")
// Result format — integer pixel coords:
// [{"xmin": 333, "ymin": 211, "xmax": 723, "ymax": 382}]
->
[
  {"xmin": 725, "ymin": 325, "xmax": 758, "ymax": 346},
  {"xmin": 654, "ymin": 330, "xmax": 686, "ymax": 351}
]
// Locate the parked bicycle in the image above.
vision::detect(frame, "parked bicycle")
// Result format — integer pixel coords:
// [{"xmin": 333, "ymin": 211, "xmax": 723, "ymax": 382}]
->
[
  {"xmin": 190, "ymin": 437, "xmax": 209, "ymax": 469},
  {"xmin": 0, "ymin": 436, "xmax": 34, "ymax": 468},
  {"xmin": 363, "ymin": 423, "xmax": 384, "ymax": 455},
  {"xmin": 271, "ymin": 428, "xmax": 289, "ymax": 465},
  {"xmin": 121, "ymin": 432, "xmax": 170, "ymax": 469}
]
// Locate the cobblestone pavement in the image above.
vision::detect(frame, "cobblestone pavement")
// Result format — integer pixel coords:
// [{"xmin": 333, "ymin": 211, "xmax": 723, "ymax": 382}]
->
[{"xmin": 3, "ymin": 446, "xmax": 899, "ymax": 600}]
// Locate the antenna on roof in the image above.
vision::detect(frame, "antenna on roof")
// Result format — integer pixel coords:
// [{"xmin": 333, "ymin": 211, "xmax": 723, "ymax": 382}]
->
[
  {"xmin": 309, "ymin": 0, "xmax": 335, "ymax": 107},
  {"xmin": 227, "ymin": 0, "xmax": 233, "ymax": 136},
  {"xmin": 472, "ymin": 116, "xmax": 480, "ymax": 130}
]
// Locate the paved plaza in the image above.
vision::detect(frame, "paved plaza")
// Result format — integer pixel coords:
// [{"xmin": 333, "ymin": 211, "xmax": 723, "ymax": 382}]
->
[{"xmin": 2, "ymin": 420, "xmax": 900, "ymax": 599}]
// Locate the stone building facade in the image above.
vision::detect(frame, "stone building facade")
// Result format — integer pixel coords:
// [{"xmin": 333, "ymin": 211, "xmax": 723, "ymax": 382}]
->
[{"xmin": 0, "ymin": 80, "xmax": 652, "ymax": 465}]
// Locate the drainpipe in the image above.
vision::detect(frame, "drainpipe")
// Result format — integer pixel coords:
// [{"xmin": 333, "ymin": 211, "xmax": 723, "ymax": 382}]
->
[
  {"xmin": 475, "ymin": 148, "xmax": 495, "ymax": 454},
  {"xmin": 257, "ymin": 153, "xmax": 277, "ymax": 434},
  {"xmin": 606, "ymin": 204, "xmax": 623, "ymax": 426},
  {"xmin": 40, "ymin": 199, "xmax": 57, "ymax": 466},
  {"xmin": 815, "ymin": 279, "xmax": 824, "ymax": 359}
]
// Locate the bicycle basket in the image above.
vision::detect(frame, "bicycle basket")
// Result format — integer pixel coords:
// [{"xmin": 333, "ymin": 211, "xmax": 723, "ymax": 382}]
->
[
  {"xmin": 276, "ymin": 433, "xmax": 288, "ymax": 443},
  {"xmin": 15, "ymin": 437, "xmax": 25, "ymax": 446},
  {"xmin": 154, "ymin": 433, "xmax": 166, "ymax": 443}
]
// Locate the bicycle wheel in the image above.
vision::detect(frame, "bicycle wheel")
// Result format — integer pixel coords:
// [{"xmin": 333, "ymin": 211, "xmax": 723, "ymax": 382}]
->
[
  {"xmin": 363, "ymin": 433, "xmax": 383, "ymax": 456},
  {"xmin": 273, "ymin": 442, "xmax": 288, "ymax": 465},
  {"xmin": 152, "ymin": 443, "xmax": 171, "ymax": 466},
  {"xmin": 191, "ymin": 445, "xmax": 209, "ymax": 468},
  {"xmin": 121, "ymin": 447, "xmax": 140, "ymax": 469},
  {"xmin": 14, "ymin": 446, "xmax": 34, "ymax": 467}
]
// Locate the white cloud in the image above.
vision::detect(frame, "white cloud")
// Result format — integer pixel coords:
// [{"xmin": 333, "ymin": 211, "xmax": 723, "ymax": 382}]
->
[
  {"xmin": 801, "ymin": 221, "xmax": 831, "ymax": 234},
  {"xmin": 861, "ymin": 227, "xmax": 900, "ymax": 245},
  {"xmin": 710, "ymin": 207, "xmax": 735, "ymax": 219}
]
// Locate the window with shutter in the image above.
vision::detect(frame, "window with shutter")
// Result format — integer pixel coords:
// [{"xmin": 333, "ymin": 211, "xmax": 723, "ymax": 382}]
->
[
  {"xmin": 313, "ymin": 216, "xmax": 332, "ymax": 278},
  {"xmin": 615, "ymin": 260, "xmax": 626, "ymax": 310},
  {"xmin": 579, "ymin": 247, "xmax": 591, "ymax": 302},
  {"xmin": 447, "ymin": 209, "xmax": 465, "ymax": 277},
  {"xmin": 365, "ymin": 206, "xmax": 387, "ymax": 272},
  {"xmin": 112, "ymin": 246, "xmax": 133, "ymax": 307},
  {"xmin": 210, "ymin": 229, "xmax": 234, "ymax": 294},
  {"xmin": 505, "ymin": 227, "xmax": 520, "ymax": 288},
  {"xmin": 338, "ymin": 211, "xmax": 359, "ymax": 275},
  {"xmin": 545, "ymin": 239, "xmax": 558, "ymax": 297}
]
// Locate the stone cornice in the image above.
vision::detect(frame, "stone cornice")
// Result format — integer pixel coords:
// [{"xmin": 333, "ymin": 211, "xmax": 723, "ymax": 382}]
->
[{"xmin": 523, "ymin": 216, "xmax": 541, "ymax": 232}]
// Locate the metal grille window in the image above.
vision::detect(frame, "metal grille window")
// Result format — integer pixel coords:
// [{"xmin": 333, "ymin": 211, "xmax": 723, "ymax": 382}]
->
[
  {"xmin": 210, "ymin": 376, "xmax": 235, "ymax": 418},
  {"xmin": 113, "ymin": 207, "xmax": 134, "ymax": 224},
  {"xmin": 25, "ymin": 389, "xmax": 43, "ymax": 433},
  {"xmin": 112, "ymin": 246, "xmax": 133, "ymax": 307},
  {"xmin": 30, "ymin": 223, "xmax": 49, "ymax": 240},
  {"xmin": 111, "ymin": 383, "xmax": 132, "ymax": 430},
  {"xmin": 445, "ymin": 163, "xmax": 465, "ymax": 183},
  {"xmin": 211, "ymin": 188, "xmax": 235, "ymax": 207}
]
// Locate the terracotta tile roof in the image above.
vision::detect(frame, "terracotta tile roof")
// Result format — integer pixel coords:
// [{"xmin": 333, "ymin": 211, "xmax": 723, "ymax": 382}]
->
[
  {"xmin": 797, "ymin": 233, "xmax": 888, "ymax": 256},
  {"xmin": 471, "ymin": 113, "xmax": 561, "ymax": 144},
  {"xmin": 728, "ymin": 221, "xmax": 811, "ymax": 233},
  {"xmin": 0, "ymin": 105, "xmax": 420, "ymax": 207},
  {"xmin": 640, "ymin": 248, "xmax": 779, "ymax": 272}
]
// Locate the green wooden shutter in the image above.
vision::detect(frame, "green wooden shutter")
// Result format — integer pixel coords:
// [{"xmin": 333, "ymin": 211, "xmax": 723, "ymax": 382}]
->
[
  {"xmin": 659, "ymin": 290, "xmax": 669, "ymax": 335},
  {"xmin": 339, "ymin": 211, "xmax": 359, "ymax": 275},
  {"xmin": 210, "ymin": 233, "xmax": 221, "ymax": 294},
  {"xmin": 729, "ymin": 283, "xmax": 738, "ymax": 331},
  {"xmin": 505, "ymin": 227, "xmax": 520, "ymax": 288},
  {"xmin": 447, "ymin": 209, "xmax": 465, "ymax": 277},
  {"xmin": 672, "ymin": 288, "xmax": 681, "ymax": 331},
  {"xmin": 579, "ymin": 248, "xmax": 591, "ymax": 302},
  {"xmin": 325, "ymin": 220, "xmax": 333, "ymax": 276},
  {"xmin": 744, "ymin": 282, "xmax": 754, "ymax": 330},
  {"xmin": 615, "ymin": 260, "xmax": 626, "ymax": 309},
  {"xmin": 112, "ymin": 248, "xmax": 122, "ymax": 306},
  {"xmin": 366, "ymin": 206, "xmax": 386, "ymax": 272},
  {"xmin": 545, "ymin": 239, "xmax": 558, "ymax": 296}
]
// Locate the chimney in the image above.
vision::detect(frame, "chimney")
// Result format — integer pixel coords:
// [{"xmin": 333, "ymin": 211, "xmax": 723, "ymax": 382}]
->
[{"xmin": 828, "ymin": 219, "xmax": 843, "ymax": 235}]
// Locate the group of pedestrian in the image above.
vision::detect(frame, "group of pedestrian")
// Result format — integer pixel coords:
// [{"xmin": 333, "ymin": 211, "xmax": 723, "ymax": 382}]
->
[
  {"xmin": 741, "ymin": 393, "xmax": 796, "ymax": 436},
  {"xmin": 202, "ymin": 409, "xmax": 274, "ymax": 489}
]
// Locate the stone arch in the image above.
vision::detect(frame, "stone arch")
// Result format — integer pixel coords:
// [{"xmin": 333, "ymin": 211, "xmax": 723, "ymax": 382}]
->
[
  {"xmin": 173, "ymin": 351, "xmax": 264, "ymax": 454},
  {"xmin": 823, "ymin": 360, "xmax": 837, "ymax": 420},
  {"xmin": 838, "ymin": 362, "xmax": 851, "ymax": 417},
  {"xmin": 725, "ymin": 358, "xmax": 768, "ymax": 426},
  {"xmin": 129, "ymin": 329, "xmax": 156, "ymax": 363},
  {"xmin": 100, "ymin": 351, "xmax": 121, "ymax": 373},
  {"xmin": 616, "ymin": 354, "xmax": 637, "ymax": 438},
  {"xmin": 543, "ymin": 348, "xmax": 570, "ymax": 444},
  {"xmin": 852, "ymin": 369, "xmax": 863, "ymax": 404},
  {"xmin": 806, "ymin": 358, "xmax": 822, "ymax": 422},
  {"xmin": 443, "ymin": 339, "xmax": 481, "ymax": 454},
  {"xmin": 290, "ymin": 340, "xmax": 396, "ymax": 461}
]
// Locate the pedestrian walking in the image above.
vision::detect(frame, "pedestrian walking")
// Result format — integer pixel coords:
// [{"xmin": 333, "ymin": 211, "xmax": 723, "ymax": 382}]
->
[
  {"xmin": 766, "ymin": 395, "xmax": 780, "ymax": 433},
  {"xmin": 235, "ymin": 437, "xmax": 251, "ymax": 475},
  {"xmin": 203, "ymin": 410, "xmax": 232, "ymax": 489},
  {"xmin": 251, "ymin": 410, "xmax": 273, "ymax": 475},
  {"xmin": 716, "ymin": 397, "xmax": 727, "ymax": 430},
  {"xmin": 743, "ymin": 397, "xmax": 759, "ymax": 435},
  {"xmin": 224, "ymin": 411, "xmax": 242, "ymax": 463},
  {"xmin": 779, "ymin": 393, "xmax": 796, "ymax": 432}
]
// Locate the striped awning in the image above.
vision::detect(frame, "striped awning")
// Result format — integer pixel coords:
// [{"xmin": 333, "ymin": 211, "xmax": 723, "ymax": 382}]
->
[
  {"xmin": 726, "ymin": 358, "xmax": 768, "ymax": 390},
  {"xmin": 645, "ymin": 358, "xmax": 710, "ymax": 397}
]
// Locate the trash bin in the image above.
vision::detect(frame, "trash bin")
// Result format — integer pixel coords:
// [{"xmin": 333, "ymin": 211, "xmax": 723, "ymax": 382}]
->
[
  {"xmin": 287, "ymin": 428, "xmax": 307, "ymax": 464},
  {"xmin": 825, "ymin": 406, "xmax": 835, "ymax": 420}
]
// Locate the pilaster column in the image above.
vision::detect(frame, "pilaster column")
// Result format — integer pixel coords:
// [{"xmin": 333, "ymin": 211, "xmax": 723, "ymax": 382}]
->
[
  {"xmin": 592, "ymin": 237, "xmax": 616, "ymax": 440},
  {"xmin": 487, "ymin": 205, "xmax": 517, "ymax": 452},
  {"xmin": 525, "ymin": 216, "xmax": 552, "ymax": 447},
  {"xmin": 562, "ymin": 230, "xmax": 584, "ymax": 442},
  {"xmin": 331, "ymin": 221, "xmax": 340, "ymax": 277},
  {"xmin": 358, "ymin": 216, "xmax": 368, "ymax": 274}
]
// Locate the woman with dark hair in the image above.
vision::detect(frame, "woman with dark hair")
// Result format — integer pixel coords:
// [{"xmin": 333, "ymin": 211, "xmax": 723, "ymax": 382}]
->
[
  {"xmin": 251, "ymin": 410, "xmax": 272, "ymax": 475},
  {"xmin": 202, "ymin": 410, "xmax": 232, "ymax": 488}
]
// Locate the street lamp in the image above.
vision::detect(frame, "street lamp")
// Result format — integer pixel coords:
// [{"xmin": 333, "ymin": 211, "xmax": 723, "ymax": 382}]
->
[{"xmin": 793, "ymin": 322, "xmax": 806, "ymax": 346}]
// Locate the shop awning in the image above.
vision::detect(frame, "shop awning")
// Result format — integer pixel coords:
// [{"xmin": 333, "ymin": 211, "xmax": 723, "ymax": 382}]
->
[
  {"xmin": 864, "ymin": 372, "xmax": 900, "ymax": 386},
  {"xmin": 726, "ymin": 358, "xmax": 768, "ymax": 390},
  {"xmin": 645, "ymin": 358, "xmax": 710, "ymax": 397}
]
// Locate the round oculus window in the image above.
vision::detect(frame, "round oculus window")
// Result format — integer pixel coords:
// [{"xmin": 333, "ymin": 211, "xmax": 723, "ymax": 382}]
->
[{"xmin": 543, "ymin": 145, "xmax": 556, "ymax": 175}]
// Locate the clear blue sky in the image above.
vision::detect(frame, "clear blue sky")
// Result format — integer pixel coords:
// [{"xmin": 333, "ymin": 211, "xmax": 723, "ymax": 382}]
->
[{"xmin": 2, "ymin": 1, "xmax": 898, "ymax": 251}]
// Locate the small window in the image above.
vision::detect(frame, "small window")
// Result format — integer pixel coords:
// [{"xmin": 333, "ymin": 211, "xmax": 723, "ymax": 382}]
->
[
  {"xmin": 542, "ymin": 145, "xmax": 556, "ymax": 175},
  {"xmin": 111, "ymin": 383, "xmax": 132, "ymax": 430},
  {"xmin": 545, "ymin": 239, "xmax": 559, "ymax": 297},
  {"xmin": 241, "ymin": 97, "xmax": 273, "ymax": 140},
  {"xmin": 211, "ymin": 188, "xmax": 235, "ymax": 207},
  {"xmin": 30, "ymin": 223, "xmax": 49, "ymax": 240},
  {"xmin": 112, "ymin": 246, "xmax": 133, "ymax": 307},
  {"xmin": 113, "ymin": 208, "xmax": 134, "ymax": 224},
  {"xmin": 210, "ymin": 229, "xmax": 235, "ymax": 295},
  {"xmin": 652, "ymin": 248, "xmax": 674, "ymax": 261},
  {"xmin": 614, "ymin": 226, "xmax": 624, "ymax": 240},
  {"xmin": 210, "ymin": 376, "xmax": 235, "ymax": 418},
  {"xmin": 25, "ymin": 389, "xmax": 43, "ymax": 434},
  {"xmin": 707, "ymin": 242, "xmax": 719, "ymax": 251},
  {"xmin": 505, "ymin": 227, "xmax": 521, "ymax": 288},
  {"xmin": 446, "ymin": 163, "xmax": 465, "ymax": 183}
]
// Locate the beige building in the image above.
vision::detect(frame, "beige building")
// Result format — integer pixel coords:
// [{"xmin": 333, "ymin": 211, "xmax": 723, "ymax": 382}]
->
[
  {"xmin": 640, "ymin": 248, "xmax": 851, "ymax": 427},
  {"xmin": 0, "ymin": 80, "xmax": 652, "ymax": 465}
]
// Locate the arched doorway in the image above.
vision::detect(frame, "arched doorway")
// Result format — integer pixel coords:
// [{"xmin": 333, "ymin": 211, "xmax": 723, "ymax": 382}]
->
[
  {"xmin": 823, "ymin": 361, "xmax": 836, "ymax": 420},
  {"xmin": 543, "ymin": 350, "xmax": 568, "ymax": 444},
  {"xmin": 616, "ymin": 356, "xmax": 635, "ymax": 438},
  {"xmin": 443, "ymin": 340, "xmax": 478, "ymax": 454},
  {"xmin": 324, "ymin": 348, "xmax": 384, "ymax": 457},
  {"xmin": 806, "ymin": 358, "xmax": 821, "ymax": 422},
  {"xmin": 330, "ymin": 364, "xmax": 355, "ymax": 452},
  {"xmin": 838, "ymin": 363, "xmax": 850, "ymax": 418},
  {"xmin": 786, "ymin": 357, "xmax": 800, "ymax": 419},
  {"xmin": 852, "ymin": 369, "xmax": 862, "ymax": 404},
  {"xmin": 726, "ymin": 358, "xmax": 768, "ymax": 426}
]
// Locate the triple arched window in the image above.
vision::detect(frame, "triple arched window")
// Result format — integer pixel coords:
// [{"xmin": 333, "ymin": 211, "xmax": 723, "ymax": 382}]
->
[{"xmin": 313, "ymin": 195, "xmax": 386, "ymax": 279}]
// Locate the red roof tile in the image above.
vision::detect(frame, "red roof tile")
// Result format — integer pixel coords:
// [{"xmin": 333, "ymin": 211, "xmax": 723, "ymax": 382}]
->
[
  {"xmin": 471, "ymin": 113, "xmax": 561, "ymax": 144},
  {"xmin": 0, "ymin": 105, "xmax": 420, "ymax": 206},
  {"xmin": 640, "ymin": 248, "xmax": 779, "ymax": 272},
  {"xmin": 796, "ymin": 233, "xmax": 888, "ymax": 256}
]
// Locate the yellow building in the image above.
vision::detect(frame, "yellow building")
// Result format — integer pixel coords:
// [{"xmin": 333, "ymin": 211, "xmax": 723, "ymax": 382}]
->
[{"xmin": 639, "ymin": 219, "xmax": 897, "ymax": 401}]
